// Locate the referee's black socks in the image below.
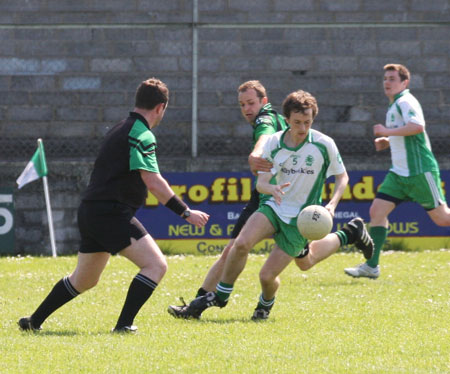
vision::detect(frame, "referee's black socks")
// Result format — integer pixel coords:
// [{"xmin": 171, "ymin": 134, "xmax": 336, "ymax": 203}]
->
[
  {"xmin": 115, "ymin": 273, "xmax": 157, "ymax": 329},
  {"xmin": 30, "ymin": 276, "xmax": 80, "ymax": 328}
]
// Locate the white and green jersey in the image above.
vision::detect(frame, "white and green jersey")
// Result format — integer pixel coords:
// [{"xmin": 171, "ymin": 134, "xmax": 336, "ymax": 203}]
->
[
  {"xmin": 385, "ymin": 89, "xmax": 438, "ymax": 177},
  {"xmin": 259, "ymin": 129, "xmax": 345, "ymax": 224}
]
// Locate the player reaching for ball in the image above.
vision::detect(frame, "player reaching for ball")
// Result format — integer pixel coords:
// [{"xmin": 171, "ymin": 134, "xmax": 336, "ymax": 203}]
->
[
  {"xmin": 168, "ymin": 90, "xmax": 374, "ymax": 321},
  {"xmin": 167, "ymin": 80, "xmax": 288, "ymax": 312}
]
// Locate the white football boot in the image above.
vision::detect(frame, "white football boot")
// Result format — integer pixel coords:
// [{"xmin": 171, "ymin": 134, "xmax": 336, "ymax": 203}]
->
[{"xmin": 344, "ymin": 263, "xmax": 380, "ymax": 279}]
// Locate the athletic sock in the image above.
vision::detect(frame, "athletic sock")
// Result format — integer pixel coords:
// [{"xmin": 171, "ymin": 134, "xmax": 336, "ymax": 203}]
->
[
  {"xmin": 256, "ymin": 293, "xmax": 275, "ymax": 311},
  {"xmin": 216, "ymin": 282, "xmax": 233, "ymax": 303},
  {"xmin": 335, "ymin": 230, "xmax": 349, "ymax": 246},
  {"xmin": 340, "ymin": 225, "xmax": 357, "ymax": 244},
  {"xmin": 115, "ymin": 273, "xmax": 157, "ymax": 329},
  {"xmin": 366, "ymin": 226, "xmax": 387, "ymax": 268},
  {"xmin": 196, "ymin": 287, "xmax": 207, "ymax": 298},
  {"xmin": 31, "ymin": 276, "xmax": 80, "ymax": 328}
]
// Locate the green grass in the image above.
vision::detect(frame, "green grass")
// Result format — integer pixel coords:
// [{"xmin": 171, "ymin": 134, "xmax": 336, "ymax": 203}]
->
[{"xmin": 1, "ymin": 251, "xmax": 449, "ymax": 373}]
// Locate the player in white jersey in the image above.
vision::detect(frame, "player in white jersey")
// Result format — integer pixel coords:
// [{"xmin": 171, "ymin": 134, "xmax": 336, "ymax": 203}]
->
[
  {"xmin": 345, "ymin": 63, "xmax": 450, "ymax": 279},
  {"xmin": 170, "ymin": 90, "xmax": 374, "ymax": 321},
  {"xmin": 261, "ymin": 128, "xmax": 345, "ymax": 225}
]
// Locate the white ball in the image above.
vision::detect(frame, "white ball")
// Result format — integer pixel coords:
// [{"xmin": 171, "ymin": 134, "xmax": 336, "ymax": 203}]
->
[{"xmin": 297, "ymin": 205, "xmax": 333, "ymax": 240}]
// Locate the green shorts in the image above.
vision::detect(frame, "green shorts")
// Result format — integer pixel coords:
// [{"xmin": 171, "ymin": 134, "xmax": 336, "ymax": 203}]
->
[
  {"xmin": 378, "ymin": 171, "xmax": 446, "ymax": 210},
  {"xmin": 257, "ymin": 204, "xmax": 308, "ymax": 257}
]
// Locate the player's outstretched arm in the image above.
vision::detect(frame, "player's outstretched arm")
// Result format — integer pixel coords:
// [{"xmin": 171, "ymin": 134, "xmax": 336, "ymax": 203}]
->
[
  {"xmin": 325, "ymin": 171, "xmax": 348, "ymax": 217},
  {"xmin": 140, "ymin": 170, "xmax": 179, "ymax": 204},
  {"xmin": 256, "ymin": 172, "xmax": 290, "ymax": 205},
  {"xmin": 184, "ymin": 210, "xmax": 210, "ymax": 228},
  {"xmin": 248, "ymin": 155, "xmax": 272, "ymax": 175},
  {"xmin": 248, "ymin": 134, "xmax": 272, "ymax": 175}
]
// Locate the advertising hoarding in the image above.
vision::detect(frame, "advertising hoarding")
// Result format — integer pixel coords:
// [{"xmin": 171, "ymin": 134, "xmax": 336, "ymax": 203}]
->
[{"xmin": 136, "ymin": 171, "xmax": 450, "ymax": 255}]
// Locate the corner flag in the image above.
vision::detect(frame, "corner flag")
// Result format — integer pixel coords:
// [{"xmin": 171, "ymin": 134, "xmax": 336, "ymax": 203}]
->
[
  {"xmin": 16, "ymin": 138, "xmax": 57, "ymax": 257},
  {"xmin": 16, "ymin": 139, "xmax": 48, "ymax": 189}
]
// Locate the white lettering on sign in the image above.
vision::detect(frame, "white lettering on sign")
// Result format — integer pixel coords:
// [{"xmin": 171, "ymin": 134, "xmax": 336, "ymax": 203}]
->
[
  {"xmin": 0, "ymin": 194, "xmax": 13, "ymax": 203},
  {"xmin": 0, "ymin": 208, "xmax": 13, "ymax": 235}
]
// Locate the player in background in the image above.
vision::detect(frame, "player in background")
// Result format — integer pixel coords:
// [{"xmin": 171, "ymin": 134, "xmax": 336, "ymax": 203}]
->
[
  {"xmin": 18, "ymin": 78, "xmax": 209, "ymax": 333},
  {"xmin": 169, "ymin": 80, "xmax": 288, "ymax": 309},
  {"xmin": 168, "ymin": 90, "xmax": 374, "ymax": 321},
  {"xmin": 345, "ymin": 63, "xmax": 450, "ymax": 279}
]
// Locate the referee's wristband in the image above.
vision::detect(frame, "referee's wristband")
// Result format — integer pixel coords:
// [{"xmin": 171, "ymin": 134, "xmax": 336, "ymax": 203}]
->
[{"xmin": 165, "ymin": 195, "xmax": 188, "ymax": 216}]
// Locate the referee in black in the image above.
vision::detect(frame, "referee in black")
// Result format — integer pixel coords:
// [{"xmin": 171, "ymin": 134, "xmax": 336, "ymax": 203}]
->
[{"xmin": 19, "ymin": 78, "xmax": 209, "ymax": 333}]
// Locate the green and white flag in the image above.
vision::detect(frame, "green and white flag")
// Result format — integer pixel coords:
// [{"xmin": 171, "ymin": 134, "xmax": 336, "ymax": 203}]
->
[{"xmin": 16, "ymin": 139, "xmax": 48, "ymax": 189}]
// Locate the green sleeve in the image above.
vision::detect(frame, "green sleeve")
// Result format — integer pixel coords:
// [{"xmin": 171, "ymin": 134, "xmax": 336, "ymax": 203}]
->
[
  {"xmin": 128, "ymin": 120, "xmax": 160, "ymax": 173},
  {"xmin": 253, "ymin": 122, "xmax": 276, "ymax": 143}
]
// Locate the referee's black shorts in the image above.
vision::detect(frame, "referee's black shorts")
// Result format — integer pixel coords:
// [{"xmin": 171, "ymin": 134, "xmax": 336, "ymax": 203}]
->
[
  {"xmin": 231, "ymin": 188, "xmax": 260, "ymax": 238},
  {"xmin": 78, "ymin": 200, "xmax": 148, "ymax": 255}
]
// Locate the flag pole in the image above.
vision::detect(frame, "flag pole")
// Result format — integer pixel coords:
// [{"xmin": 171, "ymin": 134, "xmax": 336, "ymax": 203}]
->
[
  {"xmin": 42, "ymin": 175, "xmax": 57, "ymax": 257},
  {"xmin": 37, "ymin": 139, "xmax": 57, "ymax": 257}
]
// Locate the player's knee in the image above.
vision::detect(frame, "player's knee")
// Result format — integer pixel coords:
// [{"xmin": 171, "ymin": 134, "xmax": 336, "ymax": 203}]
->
[
  {"xmin": 220, "ymin": 242, "xmax": 233, "ymax": 259},
  {"xmin": 369, "ymin": 204, "xmax": 380, "ymax": 221},
  {"xmin": 259, "ymin": 269, "xmax": 276, "ymax": 285},
  {"xmin": 295, "ymin": 257, "xmax": 312, "ymax": 271},
  {"xmin": 432, "ymin": 216, "xmax": 450, "ymax": 227},
  {"xmin": 157, "ymin": 257, "xmax": 168, "ymax": 276},
  {"xmin": 233, "ymin": 237, "xmax": 252, "ymax": 255},
  {"xmin": 141, "ymin": 257, "xmax": 168, "ymax": 280}
]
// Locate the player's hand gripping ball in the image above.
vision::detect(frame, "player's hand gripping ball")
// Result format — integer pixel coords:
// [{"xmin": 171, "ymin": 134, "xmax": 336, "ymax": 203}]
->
[{"xmin": 297, "ymin": 205, "xmax": 333, "ymax": 240}]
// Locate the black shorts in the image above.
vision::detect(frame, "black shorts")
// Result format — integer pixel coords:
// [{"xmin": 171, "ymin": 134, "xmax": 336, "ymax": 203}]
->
[
  {"xmin": 78, "ymin": 200, "xmax": 148, "ymax": 255},
  {"xmin": 231, "ymin": 188, "xmax": 260, "ymax": 238}
]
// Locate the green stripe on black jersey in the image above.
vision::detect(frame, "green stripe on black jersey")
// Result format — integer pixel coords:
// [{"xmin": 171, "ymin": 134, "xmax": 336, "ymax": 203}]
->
[
  {"xmin": 128, "ymin": 119, "xmax": 159, "ymax": 173},
  {"xmin": 128, "ymin": 136, "xmax": 156, "ymax": 157},
  {"xmin": 82, "ymin": 112, "xmax": 156, "ymax": 208},
  {"xmin": 252, "ymin": 103, "xmax": 288, "ymax": 146}
]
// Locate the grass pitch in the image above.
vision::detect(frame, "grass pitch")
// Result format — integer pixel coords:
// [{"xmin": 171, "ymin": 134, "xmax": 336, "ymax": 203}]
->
[{"xmin": 1, "ymin": 251, "xmax": 449, "ymax": 373}]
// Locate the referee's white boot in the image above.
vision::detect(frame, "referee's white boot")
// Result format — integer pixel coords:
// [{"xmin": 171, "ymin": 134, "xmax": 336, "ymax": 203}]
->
[{"xmin": 344, "ymin": 263, "xmax": 380, "ymax": 279}]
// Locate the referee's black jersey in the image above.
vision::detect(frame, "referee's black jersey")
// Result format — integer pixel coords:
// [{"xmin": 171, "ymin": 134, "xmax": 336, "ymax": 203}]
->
[{"xmin": 82, "ymin": 112, "xmax": 159, "ymax": 209}]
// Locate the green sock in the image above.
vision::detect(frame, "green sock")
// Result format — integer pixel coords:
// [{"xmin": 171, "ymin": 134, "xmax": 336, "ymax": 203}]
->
[
  {"xmin": 335, "ymin": 230, "xmax": 348, "ymax": 246},
  {"xmin": 257, "ymin": 294, "xmax": 275, "ymax": 311},
  {"xmin": 216, "ymin": 282, "xmax": 233, "ymax": 302},
  {"xmin": 366, "ymin": 226, "xmax": 388, "ymax": 268}
]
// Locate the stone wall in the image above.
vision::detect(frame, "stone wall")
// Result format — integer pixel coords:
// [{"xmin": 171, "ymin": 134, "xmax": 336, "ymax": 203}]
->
[{"xmin": 0, "ymin": 1, "xmax": 449, "ymax": 254}]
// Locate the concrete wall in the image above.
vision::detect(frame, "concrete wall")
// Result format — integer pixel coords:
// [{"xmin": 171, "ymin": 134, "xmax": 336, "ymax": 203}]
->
[{"xmin": 1, "ymin": 1, "xmax": 449, "ymax": 254}]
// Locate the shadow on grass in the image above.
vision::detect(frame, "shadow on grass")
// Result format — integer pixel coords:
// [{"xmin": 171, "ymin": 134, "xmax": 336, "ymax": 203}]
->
[
  {"xmin": 19, "ymin": 330, "xmax": 79, "ymax": 337},
  {"xmin": 180, "ymin": 317, "xmax": 275, "ymax": 324},
  {"xmin": 314, "ymin": 279, "xmax": 370, "ymax": 287},
  {"xmin": 18, "ymin": 328, "xmax": 126, "ymax": 336}
]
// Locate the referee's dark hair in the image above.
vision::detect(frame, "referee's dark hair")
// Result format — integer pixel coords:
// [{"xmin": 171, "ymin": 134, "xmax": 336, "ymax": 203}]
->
[{"xmin": 135, "ymin": 78, "xmax": 169, "ymax": 110}]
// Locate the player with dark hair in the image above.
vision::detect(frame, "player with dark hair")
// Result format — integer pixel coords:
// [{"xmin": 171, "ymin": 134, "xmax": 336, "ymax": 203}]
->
[
  {"xmin": 18, "ymin": 78, "xmax": 209, "ymax": 333},
  {"xmin": 345, "ymin": 63, "xmax": 450, "ymax": 279},
  {"xmin": 168, "ymin": 80, "xmax": 288, "ymax": 310},
  {"xmin": 168, "ymin": 90, "xmax": 373, "ymax": 321}
]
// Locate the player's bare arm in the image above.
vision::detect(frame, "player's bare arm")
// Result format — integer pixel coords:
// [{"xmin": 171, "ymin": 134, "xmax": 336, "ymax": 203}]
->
[
  {"xmin": 256, "ymin": 172, "xmax": 290, "ymax": 205},
  {"xmin": 373, "ymin": 122, "xmax": 423, "ymax": 137},
  {"xmin": 248, "ymin": 134, "xmax": 272, "ymax": 175},
  {"xmin": 140, "ymin": 170, "xmax": 209, "ymax": 227},
  {"xmin": 324, "ymin": 171, "xmax": 348, "ymax": 217},
  {"xmin": 374, "ymin": 137, "xmax": 390, "ymax": 151}
]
